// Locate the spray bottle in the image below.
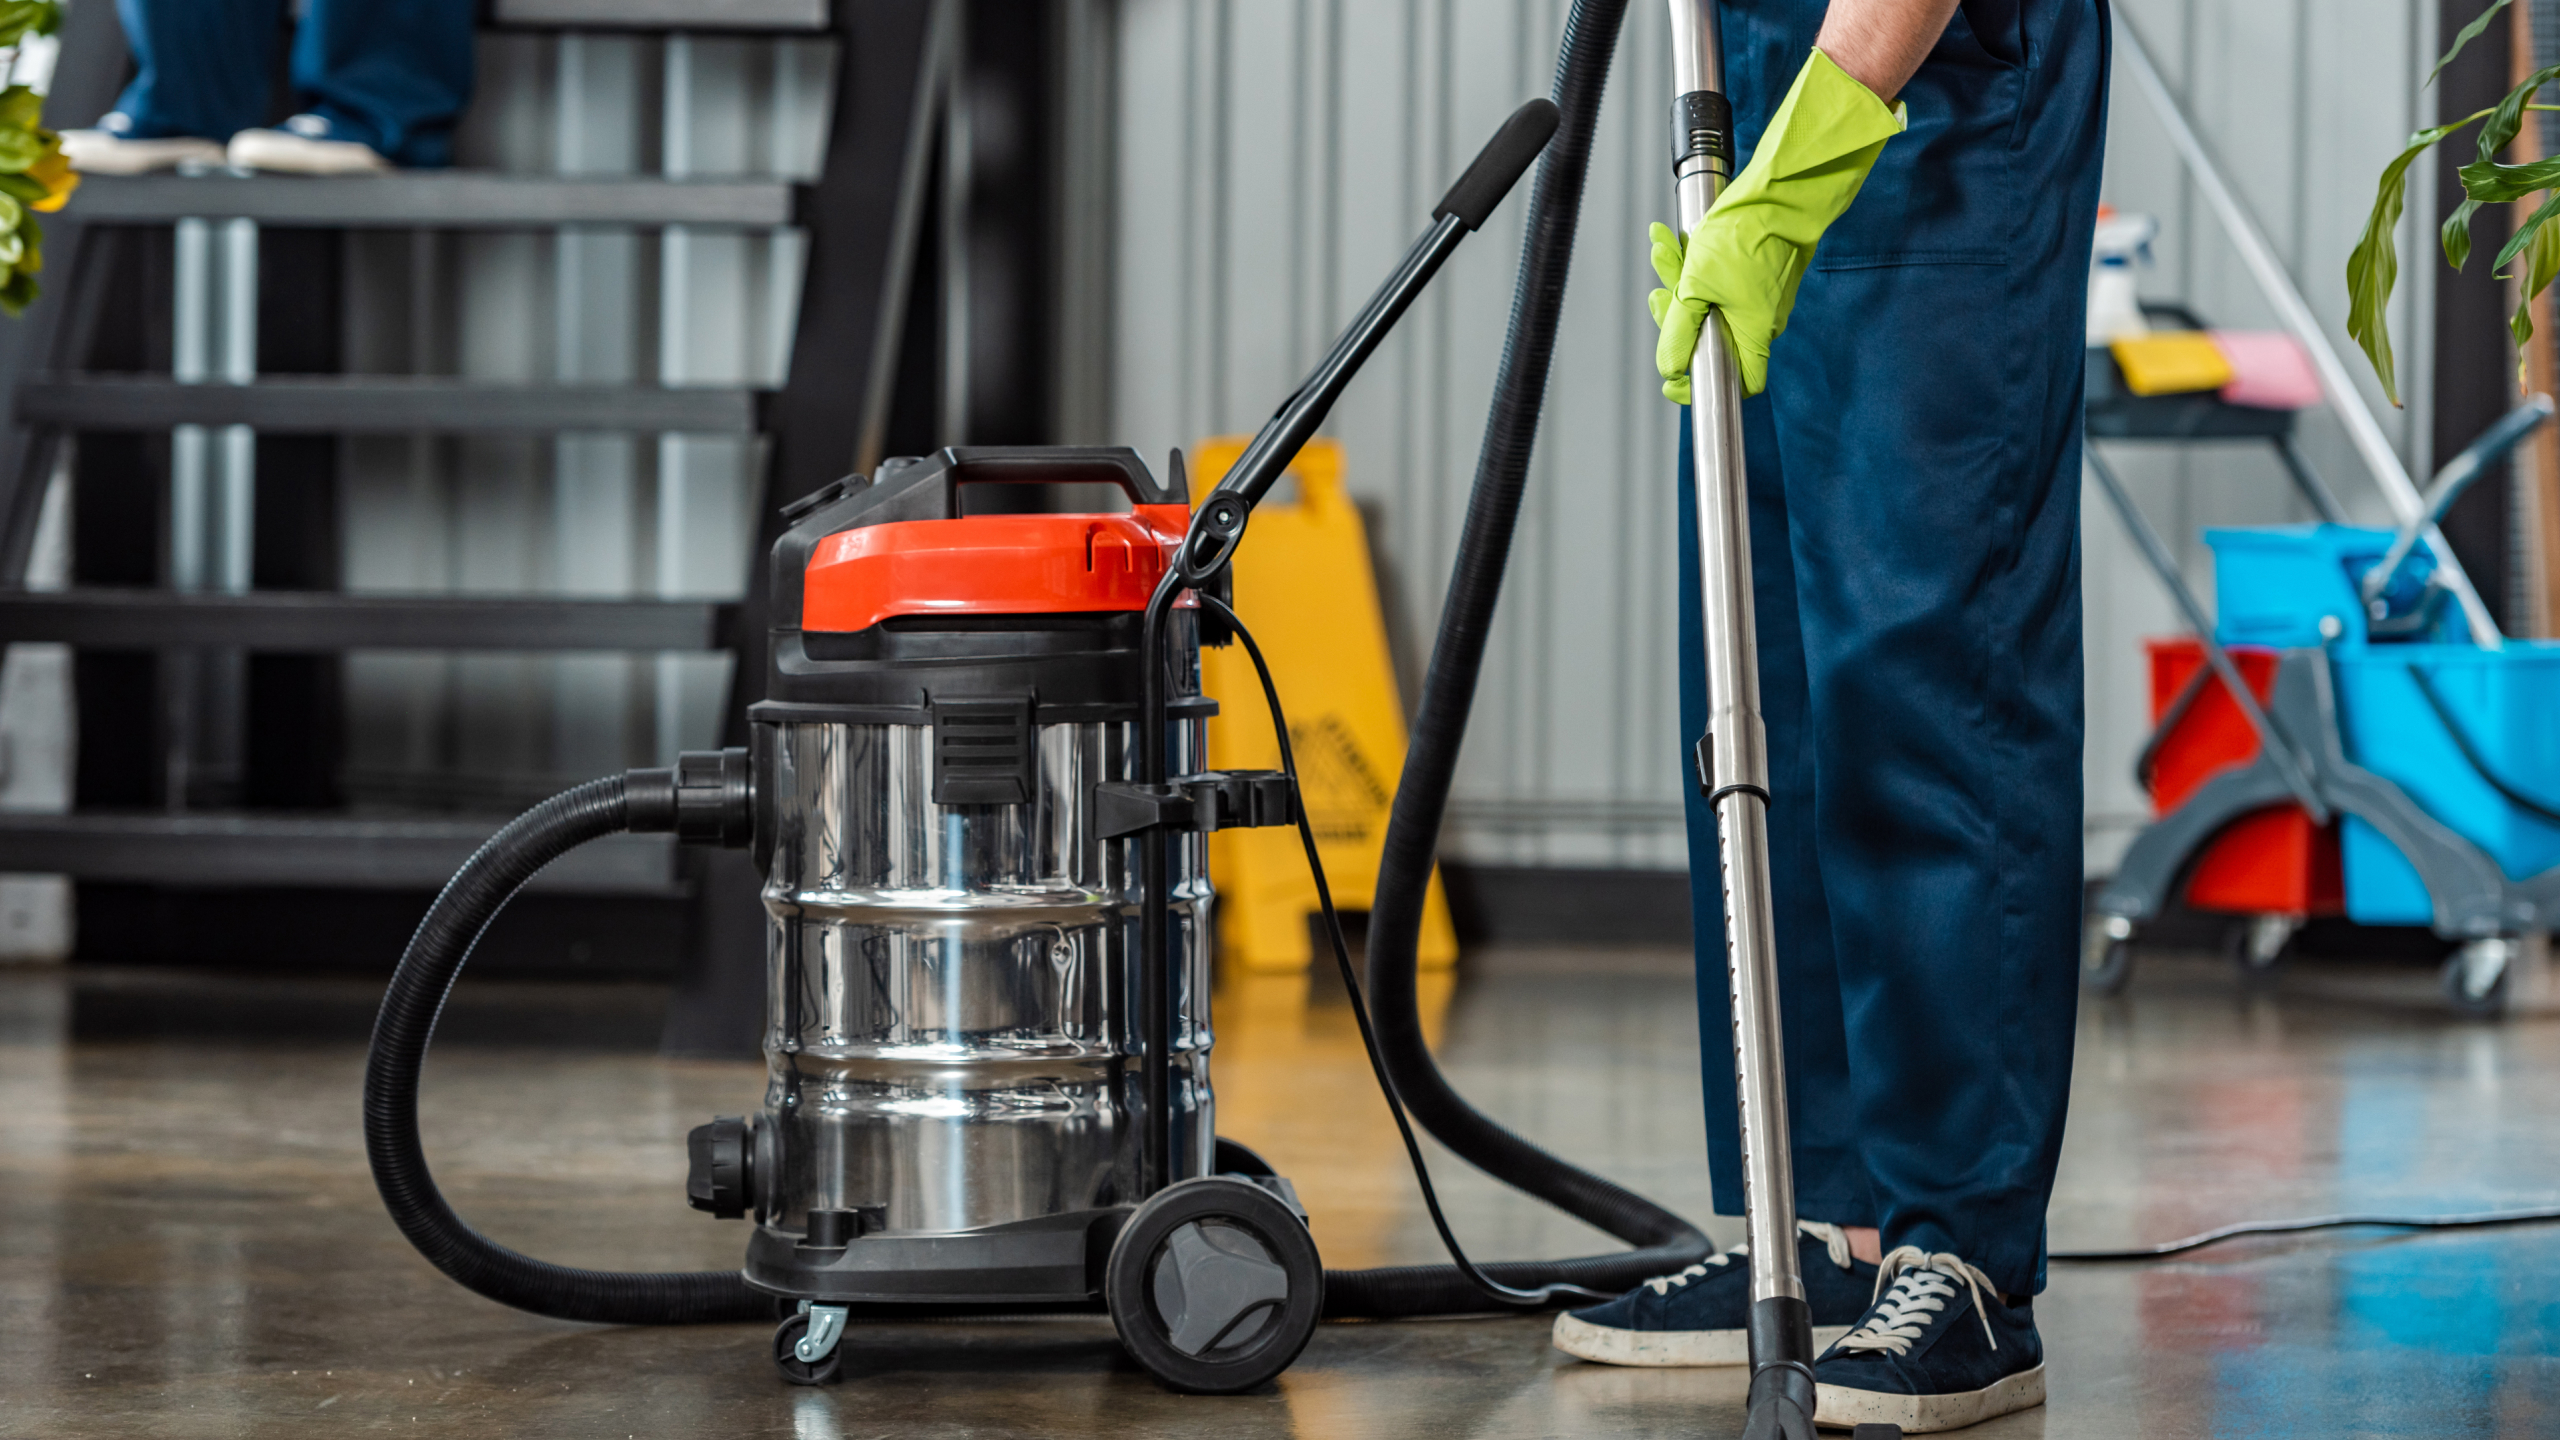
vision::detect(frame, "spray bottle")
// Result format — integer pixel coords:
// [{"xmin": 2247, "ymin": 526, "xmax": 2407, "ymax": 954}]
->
[{"xmin": 2087, "ymin": 207, "xmax": 2158, "ymax": 345}]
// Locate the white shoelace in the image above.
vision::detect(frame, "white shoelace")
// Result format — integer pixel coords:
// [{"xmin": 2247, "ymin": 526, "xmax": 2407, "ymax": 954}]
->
[
  {"xmin": 1833, "ymin": 1247, "xmax": 2003, "ymax": 1356},
  {"xmin": 1641, "ymin": 1221, "xmax": 1856, "ymax": 1295}
]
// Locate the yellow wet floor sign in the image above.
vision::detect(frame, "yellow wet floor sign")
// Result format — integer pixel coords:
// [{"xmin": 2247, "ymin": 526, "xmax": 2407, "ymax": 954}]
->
[{"xmin": 1196, "ymin": 436, "xmax": 1460, "ymax": 973}]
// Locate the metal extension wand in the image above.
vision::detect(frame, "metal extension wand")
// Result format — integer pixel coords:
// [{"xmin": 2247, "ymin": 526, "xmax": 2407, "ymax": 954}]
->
[{"xmin": 1667, "ymin": 5, "xmax": 1820, "ymax": 1437}]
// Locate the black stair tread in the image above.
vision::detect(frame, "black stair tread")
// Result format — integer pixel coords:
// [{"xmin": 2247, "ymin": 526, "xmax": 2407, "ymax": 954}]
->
[
  {"xmin": 17, "ymin": 374, "xmax": 769, "ymax": 434},
  {"xmin": 490, "ymin": 0, "xmax": 831, "ymax": 31},
  {"xmin": 0, "ymin": 589, "xmax": 737, "ymax": 651},
  {"xmin": 0, "ymin": 811, "xmax": 680, "ymax": 893},
  {"xmin": 65, "ymin": 172, "xmax": 799, "ymax": 229}
]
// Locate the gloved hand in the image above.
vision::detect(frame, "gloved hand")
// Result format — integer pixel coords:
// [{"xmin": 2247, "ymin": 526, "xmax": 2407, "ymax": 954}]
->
[{"xmin": 1651, "ymin": 48, "xmax": 1905, "ymax": 401}]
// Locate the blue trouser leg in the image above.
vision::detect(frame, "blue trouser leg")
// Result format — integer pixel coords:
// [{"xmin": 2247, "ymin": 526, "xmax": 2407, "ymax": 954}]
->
[
  {"xmin": 292, "ymin": 0, "xmax": 477, "ymax": 167},
  {"xmin": 111, "ymin": 0, "xmax": 285, "ymax": 141},
  {"xmin": 1686, "ymin": 0, "xmax": 2106, "ymax": 1303}
]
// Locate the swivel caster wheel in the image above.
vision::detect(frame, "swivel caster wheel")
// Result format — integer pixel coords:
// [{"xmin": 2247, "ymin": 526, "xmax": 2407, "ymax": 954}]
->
[
  {"xmin": 2082, "ymin": 914, "xmax": 2134, "ymax": 996},
  {"xmin": 2442, "ymin": 938, "xmax": 2514, "ymax": 1021},
  {"xmin": 1107, "ymin": 1176, "xmax": 1322, "ymax": 1394},
  {"xmin": 2223, "ymin": 912, "xmax": 2301, "ymax": 978},
  {"xmin": 773, "ymin": 1304, "xmax": 849, "ymax": 1386}
]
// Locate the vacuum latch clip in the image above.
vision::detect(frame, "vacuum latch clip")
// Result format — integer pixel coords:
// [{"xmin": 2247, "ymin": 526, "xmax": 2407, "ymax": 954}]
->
[{"xmin": 1096, "ymin": 772, "xmax": 1297, "ymax": 839}]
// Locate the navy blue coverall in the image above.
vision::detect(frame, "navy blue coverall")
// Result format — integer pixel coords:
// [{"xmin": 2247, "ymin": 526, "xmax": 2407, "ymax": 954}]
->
[
  {"xmin": 1679, "ymin": 0, "xmax": 2109, "ymax": 1299},
  {"xmin": 110, "ymin": 0, "xmax": 473, "ymax": 167}
]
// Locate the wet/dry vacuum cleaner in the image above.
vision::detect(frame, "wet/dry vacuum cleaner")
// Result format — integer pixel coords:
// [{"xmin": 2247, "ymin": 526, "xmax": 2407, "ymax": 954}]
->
[{"xmin": 363, "ymin": 0, "xmax": 1719, "ymax": 1398}]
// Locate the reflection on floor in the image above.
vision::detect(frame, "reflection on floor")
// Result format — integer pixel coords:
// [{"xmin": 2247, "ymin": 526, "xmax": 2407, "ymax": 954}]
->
[{"xmin": 4, "ymin": 946, "xmax": 2559, "ymax": 1438}]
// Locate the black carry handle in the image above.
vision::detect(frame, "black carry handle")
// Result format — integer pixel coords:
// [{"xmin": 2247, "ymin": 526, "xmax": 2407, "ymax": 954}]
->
[
  {"xmin": 938, "ymin": 445, "xmax": 1187, "ymax": 510},
  {"xmin": 1435, "ymin": 99, "xmax": 1561, "ymax": 230}
]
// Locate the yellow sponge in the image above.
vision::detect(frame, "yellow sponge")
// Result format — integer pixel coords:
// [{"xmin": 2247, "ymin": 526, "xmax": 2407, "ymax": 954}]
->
[{"xmin": 2110, "ymin": 331, "xmax": 2235, "ymax": 397}]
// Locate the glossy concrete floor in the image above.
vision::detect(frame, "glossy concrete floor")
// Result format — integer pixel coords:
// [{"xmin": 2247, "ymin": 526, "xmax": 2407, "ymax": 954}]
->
[{"xmin": 6, "ymin": 944, "xmax": 2560, "ymax": 1438}]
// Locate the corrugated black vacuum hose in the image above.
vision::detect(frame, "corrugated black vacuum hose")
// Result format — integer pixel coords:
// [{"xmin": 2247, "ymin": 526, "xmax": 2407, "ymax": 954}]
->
[
  {"xmin": 1328, "ymin": 0, "xmax": 1715, "ymax": 1318},
  {"xmin": 363, "ymin": 774, "xmax": 770, "ymax": 1325}
]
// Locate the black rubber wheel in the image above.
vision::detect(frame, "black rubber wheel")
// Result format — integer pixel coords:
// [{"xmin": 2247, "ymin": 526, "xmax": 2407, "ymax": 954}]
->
[
  {"xmin": 772, "ymin": 1311, "xmax": 844, "ymax": 1386},
  {"xmin": 1106, "ymin": 1176, "xmax": 1322, "ymax": 1394},
  {"xmin": 2442, "ymin": 945, "xmax": 2513, "ymax": 1021},
  {"xmin": 1214, "ymin": 1137, "xmax": 1277, "ymax": 1178}
]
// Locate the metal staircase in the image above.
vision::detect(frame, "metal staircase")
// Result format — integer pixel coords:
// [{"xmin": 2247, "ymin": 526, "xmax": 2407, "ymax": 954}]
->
[{"xmin": 0, "ymin": 1, "xmax": 952, "ymax": 932}]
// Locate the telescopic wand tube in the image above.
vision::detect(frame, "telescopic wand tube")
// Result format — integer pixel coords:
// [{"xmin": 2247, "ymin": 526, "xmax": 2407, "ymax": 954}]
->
[{"xmin": 1666, "ymin": 3, "xmax": 1820, "ymax": 1437}]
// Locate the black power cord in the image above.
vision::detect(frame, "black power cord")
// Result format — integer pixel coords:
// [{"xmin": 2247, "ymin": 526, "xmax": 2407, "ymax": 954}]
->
[
  {"xmin": 2052, "ymin": 1205, "xmax": 2560, "ymax": 1262},
  {"xmin": 1204, "ymin": 593, "xmax": 2560, "ymax": 1282},
  {"xmin": 1199, "ymin": 591, "xmax": 1614, "ymax": 1309}
]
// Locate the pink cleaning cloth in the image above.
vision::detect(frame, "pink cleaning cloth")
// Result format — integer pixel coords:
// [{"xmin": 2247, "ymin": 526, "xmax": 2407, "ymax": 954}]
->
[{"xmin": 2211, "ymin": 330, "xmax": 2322, "ymax": 410}]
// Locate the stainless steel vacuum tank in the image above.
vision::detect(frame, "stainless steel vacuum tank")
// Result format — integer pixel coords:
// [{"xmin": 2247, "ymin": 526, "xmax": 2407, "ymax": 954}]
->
[{"xmin": 735, "ymin": 447, "xmax": 1222, "ymax": 1300}]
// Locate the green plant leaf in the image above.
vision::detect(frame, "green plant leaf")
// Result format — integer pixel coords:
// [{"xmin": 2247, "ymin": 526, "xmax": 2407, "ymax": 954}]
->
[
  {"xmin": 2462, "ymin": 153, "xmax": 2560, "ymax": 201},
  {"xmin": 0, "ymin": 86, "xmax": 43, "ymax": 133},
  {"xmin": 2494, "ymin": 187, "xmax": 2560, "ymax": 270},
  {"xmin": 0, "ymin": 1, "xmax": 57, "ymax": 50},
  {"xmin": 2477, "ymin": 63, "xmax": 2560, "ymax": 162},
  {"xmin": 2435, "ymin": 0, "xmax": 2515, "ymax": 87},
  {"xmin": 2445, "ymin": 198, "xmax": 2484, "ymax": 269},
  {"xmin": 2511, "ymin": 206, "xmax": 2560, "ymax": 359},
  {"xmin": 2350, "ymin": 119, "xmax": 2477, "ymax": 406}
]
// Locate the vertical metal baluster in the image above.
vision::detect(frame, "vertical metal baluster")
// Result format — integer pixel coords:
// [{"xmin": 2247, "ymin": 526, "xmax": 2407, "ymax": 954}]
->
[
  {"xmin": 167, "ymin": 216, "xmax": 210, "ymax": 807},
  {"xmin": 656, "ymin": 31, "xmax": 694, "ymax": 763}
]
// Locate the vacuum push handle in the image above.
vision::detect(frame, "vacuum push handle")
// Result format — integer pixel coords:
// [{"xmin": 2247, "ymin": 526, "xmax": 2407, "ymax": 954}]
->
[
  {"xmin": 1183, "ymin": 97, "xmax": 1560, "ymax": 576},
  {"xmin": 1666, "ymin": 3, "xmax": 1826, "ymax": 1438},
  {"xmin": 1132, "ymin": 99, "xmax": 1558, "ymax": 1206}
]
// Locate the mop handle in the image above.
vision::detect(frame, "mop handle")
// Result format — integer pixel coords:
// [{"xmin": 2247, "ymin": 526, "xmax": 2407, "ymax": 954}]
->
[
  {"xmin": 1666, "ymin": 0, "xmax": 1806, "ymax": 1321},
  {"xmin": 2361, "ymin": 394, "xmax": 2554, "ymax": 608}
]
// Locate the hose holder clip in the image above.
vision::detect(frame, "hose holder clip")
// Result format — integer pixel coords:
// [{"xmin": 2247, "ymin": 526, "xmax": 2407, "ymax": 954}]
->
[{"xmin": 1096, "ymin": 771, "xmax": 1297, "ymax": 839}]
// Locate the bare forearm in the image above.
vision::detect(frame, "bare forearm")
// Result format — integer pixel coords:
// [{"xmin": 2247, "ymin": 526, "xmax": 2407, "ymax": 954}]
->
[{"xmin": 1815, "ymin": 0, "xmax": 1963, "ymax": 103}]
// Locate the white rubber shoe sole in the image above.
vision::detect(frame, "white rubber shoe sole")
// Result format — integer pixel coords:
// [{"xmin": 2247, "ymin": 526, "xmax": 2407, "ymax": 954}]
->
[
  {"xmin": 58, "ymin": 131, "xmax": 226, "ymax": 176},
  {"xmin": 226, "ymin": 129, "xmax": 394, "ymax": 175},
  {"xmin": 1814, "ymin": 1363, "xmax": 2046, "ymax": 1433},
  {"xmin": 1550, "ymin": 1312, "xmax": 1854, "ymax": 1368}
]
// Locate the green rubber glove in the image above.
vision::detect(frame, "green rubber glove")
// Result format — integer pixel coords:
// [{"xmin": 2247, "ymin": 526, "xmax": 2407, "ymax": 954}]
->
[{"xmin": 1651, "ymin": 48, "xmax": 1906, "ymax": 401}]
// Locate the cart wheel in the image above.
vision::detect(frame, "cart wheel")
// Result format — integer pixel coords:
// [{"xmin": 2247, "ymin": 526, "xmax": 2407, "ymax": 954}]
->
[
  {"xmin": 1214, "ymin": 1137, "xmax": 1277, "ymax": 1178},
  {"xmin": 1107, "ymin": 1176, "xmax": 1323, "ymax": 1394},
  {"xmin": 2082, "ymin": 915, "xmax": 2134, "ymax": 995},
  {"xmin": 2442, "ymin": 939, "xmax": 2514, "ymax": 1021},
  {"xmin": 2222, "ymin": 913, "xmax": 2300, "ymax": 977},
  {"xmin": 772, "ymin": 1311, "xmax": 844, "ymax": 1386}
]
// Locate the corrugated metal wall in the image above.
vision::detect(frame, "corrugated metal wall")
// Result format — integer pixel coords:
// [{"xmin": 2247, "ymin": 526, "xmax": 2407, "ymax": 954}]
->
[
  {"xmin": 1112, "ymin": 0, "xmax": 1687, "ymax": 868},
  {"xmin": 1106, "ymin": 0, "xmax": 2438, "ymax": 875}
]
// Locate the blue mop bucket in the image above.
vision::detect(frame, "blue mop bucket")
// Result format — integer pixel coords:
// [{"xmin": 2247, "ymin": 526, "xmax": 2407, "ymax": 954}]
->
[
  {"xmin": 2330, "ymin": 642, "xmax": 2560, "ymax": 925},
  {"xmin": 2205, "ymin": 523, "xmax": 2458, "ymax": 647}
]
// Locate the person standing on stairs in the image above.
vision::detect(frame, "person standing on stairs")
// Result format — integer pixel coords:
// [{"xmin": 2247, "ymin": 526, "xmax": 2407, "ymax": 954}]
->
[
  {"xmin": 1550, "ymin": 0, "xmax": 2106, "ymax": 1433},
  {"xmin": 62, "ymin": 0, "xmax": 473, "ymax": 175}
]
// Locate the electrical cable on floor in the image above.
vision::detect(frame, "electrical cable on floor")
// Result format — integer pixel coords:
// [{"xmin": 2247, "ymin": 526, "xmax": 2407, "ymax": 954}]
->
[
  {"xmin": 1208, "ymin": 593, "xmax": 2560, "ymax": 1282},
  {"xmin": 1200, "ymin": 592, "xmax": 1613, "ymax": 1309},
  {"xmin": 2052, "ymin": 1205, "xmax": 2560, "ymax": 1261}
]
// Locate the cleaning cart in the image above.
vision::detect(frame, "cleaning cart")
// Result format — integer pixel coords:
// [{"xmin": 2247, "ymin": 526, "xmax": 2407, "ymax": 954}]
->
[{"xmin": 2084, "ymin": 368, "xmax": 2560, "ymax": 1017}]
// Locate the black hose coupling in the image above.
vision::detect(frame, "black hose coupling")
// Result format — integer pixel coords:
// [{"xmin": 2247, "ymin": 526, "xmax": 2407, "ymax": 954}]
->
[{"xmin": 625, "ymin": 747, "xmax": 755, "ymax": 848}]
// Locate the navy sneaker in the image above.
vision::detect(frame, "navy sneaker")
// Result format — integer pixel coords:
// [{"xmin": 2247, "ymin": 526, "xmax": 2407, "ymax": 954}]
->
[
  {"xmin": 1551, "ymin": 1221, "xmax": 1874, "ymax": 1367},
  {"xmin": 1813, "ymin": 1248, "xmax": 2045, "ymax": 1433}
]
